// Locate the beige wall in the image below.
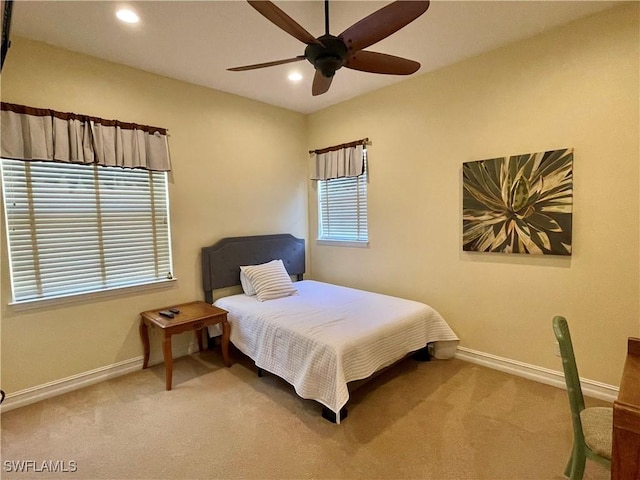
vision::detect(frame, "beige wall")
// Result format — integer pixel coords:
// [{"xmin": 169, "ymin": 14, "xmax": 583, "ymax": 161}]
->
[
  {"xmin": 308, "ymin": 4, "xmax": 639, "ymax": 386},
  {"xmin": 0, "ymin": 38, "xmax": 308, "ymax": 393}
]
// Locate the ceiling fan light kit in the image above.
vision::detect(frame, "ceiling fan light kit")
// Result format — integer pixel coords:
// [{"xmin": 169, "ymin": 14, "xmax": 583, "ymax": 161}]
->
[{"xmin": 228, "ymin": 0, "xmax": 430, "ymax": 96}]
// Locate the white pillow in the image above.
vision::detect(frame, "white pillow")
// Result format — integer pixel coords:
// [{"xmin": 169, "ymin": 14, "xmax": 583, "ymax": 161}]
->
[
  {"xmin": 240, "ymin": 259, "xmax": 297, "ymax": 302},
  {"xmin": 239, "ymin": 260, "xmax": 279, "ymax": 295},
  {"xmin": 240, "ymin": 270, "xmax": 256, "ymax": 296}
]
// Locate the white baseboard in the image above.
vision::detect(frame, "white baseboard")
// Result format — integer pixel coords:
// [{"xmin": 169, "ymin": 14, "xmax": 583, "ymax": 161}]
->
[
  {"xmin": 1, "ymin": 344, "xmax": 618, "ymax": 413},
  {"xmin": 455, "ymin": 346, "xmax": 619, "ymax": 403},
  {"xmin": 1, "ymin": 356, "xmax": 144, "ymax": 413},
  {"xmin": 1, "ymin": 341, "xmax": 199, "ymax": 413}
]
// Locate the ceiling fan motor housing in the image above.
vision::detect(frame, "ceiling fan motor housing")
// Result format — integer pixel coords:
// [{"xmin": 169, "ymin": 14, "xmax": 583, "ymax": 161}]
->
[{"xmin": 305, "ymin": 35, "xmax": 348, "ymax": 78}]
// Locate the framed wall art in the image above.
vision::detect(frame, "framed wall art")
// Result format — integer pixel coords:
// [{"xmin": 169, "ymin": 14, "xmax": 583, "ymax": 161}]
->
[{"xmin": 462, "ymin": 148, "xmax": 573, "ymax": 256}]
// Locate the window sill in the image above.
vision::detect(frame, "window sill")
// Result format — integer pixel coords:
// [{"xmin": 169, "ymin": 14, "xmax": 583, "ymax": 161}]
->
[
  {"xmin": 7, "ymin": 278, "xmax": 178, "ymax": 312},
  {"xmin": 316, "ymin": 239, "xmax": 369, "ymax": 248}
]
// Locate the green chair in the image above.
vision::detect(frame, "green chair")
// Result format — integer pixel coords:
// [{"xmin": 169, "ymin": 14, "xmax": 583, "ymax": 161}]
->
[{"xmin": 552, "ymin": 315, "xmax": 612, "ymax": 480}]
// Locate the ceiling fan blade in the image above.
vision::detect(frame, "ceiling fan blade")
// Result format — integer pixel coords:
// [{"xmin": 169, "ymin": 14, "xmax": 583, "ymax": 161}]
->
[
  {"xmin": 346, "ymin": 51, "xmax": 420, "ymax": 75},
  {"xmin": 312, "ymin": 70, "xmax": 333, "ymax": 96},
  {"xmin": 248, "ymin": 1, "xmax": 322, "ymax": 46},
  {"xmin": 339, "ymin": 1, "xmax": 430, "ymax": 53},
  {"xmin": 228, "ymin": 56, "xmax": 306, "ymax": 72}
]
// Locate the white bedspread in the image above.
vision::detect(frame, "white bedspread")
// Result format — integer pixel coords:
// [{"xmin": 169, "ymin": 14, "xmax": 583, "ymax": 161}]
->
[{"xmin": 211, "ymin": 280, "xmax": 458, "ymax": 418}]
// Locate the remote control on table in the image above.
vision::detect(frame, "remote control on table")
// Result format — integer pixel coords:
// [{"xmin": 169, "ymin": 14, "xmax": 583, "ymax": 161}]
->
[
  {"xmin": 169, "ymin": 308, "xmax": 180, "ymax": 314},
  {"xmin": 159, "ymin": 310, "xmax": 174, "ymax": 318}
]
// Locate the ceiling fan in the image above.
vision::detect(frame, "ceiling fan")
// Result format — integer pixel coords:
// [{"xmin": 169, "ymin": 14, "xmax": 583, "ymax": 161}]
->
[{"xmin": 228, "ymin": 0, "xmax": 430, "ymax": 96}]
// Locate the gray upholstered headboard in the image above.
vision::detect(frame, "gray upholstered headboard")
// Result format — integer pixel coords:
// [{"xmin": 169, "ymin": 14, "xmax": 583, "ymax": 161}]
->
[{"xmin": 201, "ymin": 234, "xmax": 305, "ymax": 303}]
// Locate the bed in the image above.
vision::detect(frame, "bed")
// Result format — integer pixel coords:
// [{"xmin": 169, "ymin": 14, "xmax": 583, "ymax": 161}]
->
[{"xmin": 202, "ymin": 234, "xmax": 459, "ymax": 423}]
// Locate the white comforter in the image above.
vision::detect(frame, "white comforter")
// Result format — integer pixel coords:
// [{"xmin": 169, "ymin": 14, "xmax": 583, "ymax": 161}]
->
[{"xmin": 211, "ymin": 280, "xmax": 458, "ymax": 419}]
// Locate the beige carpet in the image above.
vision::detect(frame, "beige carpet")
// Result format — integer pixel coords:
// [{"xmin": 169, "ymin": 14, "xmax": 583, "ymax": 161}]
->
[{"xmin": 1, "ymin": 349, "xmax": 611, "ymax": 479}]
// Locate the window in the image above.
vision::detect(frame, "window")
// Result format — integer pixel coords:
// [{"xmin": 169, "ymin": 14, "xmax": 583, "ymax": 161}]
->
[
  {"xmin": 1, "ymin": 159, "xmax": 173, "ymax": 303},
  {"xmin": 317, "ymin": 152, "xmax": 368, "ymax": 244}
]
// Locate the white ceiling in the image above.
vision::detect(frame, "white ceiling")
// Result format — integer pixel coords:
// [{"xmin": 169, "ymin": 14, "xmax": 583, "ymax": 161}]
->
[{"xmin": 9, "ymin": 0, "xmax": 619, "ymax": 114}]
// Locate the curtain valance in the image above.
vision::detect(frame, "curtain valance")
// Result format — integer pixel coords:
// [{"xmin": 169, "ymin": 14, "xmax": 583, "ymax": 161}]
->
[
  {"xmin": 310, "ymin": 139, "xmax": 367, "ymax": 181},
  {"xmin": 0, "ymin": 102, "xmax": 171, "ymax": 171}
]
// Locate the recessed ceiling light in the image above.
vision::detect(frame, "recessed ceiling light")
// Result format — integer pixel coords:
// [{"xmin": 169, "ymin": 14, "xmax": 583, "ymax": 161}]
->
[
  {"xmin": 116, "ymin": 8, "xmax": 140, "ymax": 24},
  {"xmin": 288, "ymin": 72, "xmax": 303, "ymax": 82}
]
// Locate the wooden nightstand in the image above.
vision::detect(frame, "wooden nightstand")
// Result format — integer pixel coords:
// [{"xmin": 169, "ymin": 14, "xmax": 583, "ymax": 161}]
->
[{"xmin": 139, "ymin": 301, "xmax": 231, "ymax": 390}]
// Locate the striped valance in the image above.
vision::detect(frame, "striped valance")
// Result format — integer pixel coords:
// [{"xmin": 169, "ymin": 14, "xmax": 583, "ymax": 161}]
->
[{"xmin": 0, "ymin": 102, "xmax": 171, "ymax": 171}]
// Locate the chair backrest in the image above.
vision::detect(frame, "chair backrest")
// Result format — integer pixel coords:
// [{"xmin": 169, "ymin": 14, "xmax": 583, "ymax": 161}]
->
[{"xmin": 553, "ymin": 316, "xmax": 586, "ymax": 432}]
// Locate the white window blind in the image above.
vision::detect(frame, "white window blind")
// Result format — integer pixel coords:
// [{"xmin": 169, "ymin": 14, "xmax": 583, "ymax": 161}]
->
[
  {"xmin": 318, "ymin": 154, "xmax": 368, "ymax": 243},
  {"xmin": 1, "ymin": 159, "xmax": 173, "ymax": 303}
]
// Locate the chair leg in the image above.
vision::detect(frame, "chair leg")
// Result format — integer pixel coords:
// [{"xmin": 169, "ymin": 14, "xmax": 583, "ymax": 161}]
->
[
  {"xmin": 563, "ymin": 454, "xmax": 573, "ymax": 478},
  {"xmin": 565, "ymin": 446, "xmax": 586, "ymax": 480}
]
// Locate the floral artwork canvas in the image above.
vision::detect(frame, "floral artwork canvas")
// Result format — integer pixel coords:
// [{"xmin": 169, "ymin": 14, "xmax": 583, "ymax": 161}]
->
[{"xmin": 462, "ymin": 148, "xmax": 573, "ymax": 255}]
